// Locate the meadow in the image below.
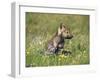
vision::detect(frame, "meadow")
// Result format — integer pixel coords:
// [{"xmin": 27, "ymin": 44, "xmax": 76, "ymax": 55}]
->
[{"xmin": 25, "ymin": 12, "xmax": 90, "ymax": 67}]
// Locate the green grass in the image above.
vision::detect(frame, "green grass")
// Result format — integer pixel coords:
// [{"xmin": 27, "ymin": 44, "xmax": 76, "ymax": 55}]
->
[{"xmin": 25, "ymin": 12, "xmax": 90, "ymax": 67}]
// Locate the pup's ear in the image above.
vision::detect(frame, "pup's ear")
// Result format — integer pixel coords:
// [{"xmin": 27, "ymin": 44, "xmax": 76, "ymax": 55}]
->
[
  {"xmin": 60, "ymin": 23, "xmax": 65, "ymax": 29},
  {"xmin": 59, "ymin": 23, "xmax": 66, "ymax": 32},
  {"xmin": 58, "ymin": 23, "xmax": 65, "ymax": 35},
  {"xmin": 60, "ymin": 23, "xmax": 63, "ymax": 29}
]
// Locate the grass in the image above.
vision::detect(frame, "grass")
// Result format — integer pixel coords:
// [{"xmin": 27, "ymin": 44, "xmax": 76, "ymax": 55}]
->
[{"xmin": 25, "ymin": 12, "xmax": 90, "ymax": 67}]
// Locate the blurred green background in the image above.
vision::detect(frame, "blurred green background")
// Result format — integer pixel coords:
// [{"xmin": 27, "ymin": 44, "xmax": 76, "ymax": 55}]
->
[{"xmin": 25, "ymin": 12, "xmax": 90, "ymax": 67}]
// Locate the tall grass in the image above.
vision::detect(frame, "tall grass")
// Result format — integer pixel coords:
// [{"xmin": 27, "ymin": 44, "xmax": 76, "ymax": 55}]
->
[{"xmin": 25, "ymin": 12, "xmax": 89, "ymax": 67}]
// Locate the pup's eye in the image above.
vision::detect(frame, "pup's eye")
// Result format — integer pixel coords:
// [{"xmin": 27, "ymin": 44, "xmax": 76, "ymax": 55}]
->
[{"xmin": 67, "ymin": 32, "xmax": 69, "ymax": 33}]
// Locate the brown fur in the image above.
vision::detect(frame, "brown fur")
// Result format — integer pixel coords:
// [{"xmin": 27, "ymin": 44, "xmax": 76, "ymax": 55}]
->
[{"xmin": 47, "ymin": 23, "xmax": 73, "ymax": 54}]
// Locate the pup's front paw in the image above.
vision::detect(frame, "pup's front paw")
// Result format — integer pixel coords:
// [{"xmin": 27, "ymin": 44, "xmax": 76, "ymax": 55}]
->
[{"xmin": 62, "ymin": 50, "xmax": 72, "ymax": 56}]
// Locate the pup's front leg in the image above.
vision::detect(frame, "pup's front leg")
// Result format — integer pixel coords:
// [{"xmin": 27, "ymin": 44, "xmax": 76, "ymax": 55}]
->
[{"xmin": 62, "ymin": 50, "xmax": 72, "ymax": 56}]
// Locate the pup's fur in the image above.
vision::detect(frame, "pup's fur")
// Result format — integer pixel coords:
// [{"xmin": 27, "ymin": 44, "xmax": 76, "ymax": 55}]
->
[{"xmin": 47, "ymin": 23, "xmax": 73, "ymax": 54}]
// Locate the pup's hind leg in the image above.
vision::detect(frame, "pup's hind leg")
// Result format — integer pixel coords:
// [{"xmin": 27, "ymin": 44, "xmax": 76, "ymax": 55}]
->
[{"xmin": 48, "ymin": 44, "xmax": 58, "ymax": 54}]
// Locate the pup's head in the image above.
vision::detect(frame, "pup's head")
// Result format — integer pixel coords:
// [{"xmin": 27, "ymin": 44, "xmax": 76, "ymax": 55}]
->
[{"xmin": 58, "ymin": 23, "xmax": 73, "ymax": 39}]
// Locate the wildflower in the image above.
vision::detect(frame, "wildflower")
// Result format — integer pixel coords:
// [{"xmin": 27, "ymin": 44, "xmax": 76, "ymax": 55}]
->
[
  {"xmin": 64, "ymin": 56, "xmax": 67, "ymax": 58},
  {"xmin": 69, "ymin": 41, "xmax": 72, "ymax": 44},
  {"xmin": 83, "ymin": 50, "xmax": 86, "ymax": 53},
  {"xmin": 39, "ymin": 41, "xmax": 42, "ymax": 45},
  {"xmin": 59, "ymin": 54, "xmax": 65, "ymax": 58},
  {"xmin": 58, "ymin": 58, "xmax": 61, "ymax": 61},
  {"xmin": 27, "ymin": 51, "xmax": 30, "ymax": 55}
]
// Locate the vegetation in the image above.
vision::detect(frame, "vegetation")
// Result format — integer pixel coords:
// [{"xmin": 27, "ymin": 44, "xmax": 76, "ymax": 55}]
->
[{"xmin": 25, "ymin": 12, "xmax": 90, "ymax": 67}]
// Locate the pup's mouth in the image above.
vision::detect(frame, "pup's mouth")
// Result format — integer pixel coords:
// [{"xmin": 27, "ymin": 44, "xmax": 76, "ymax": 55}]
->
[{"xmin": 65, "ymin": 35, "xmax": 73, "ymax": 39}]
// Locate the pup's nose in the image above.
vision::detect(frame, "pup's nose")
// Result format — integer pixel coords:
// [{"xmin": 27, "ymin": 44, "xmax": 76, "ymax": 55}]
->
[{"xmin": 66, "ymin": 34, "xmax": 73, "ymax": 39}]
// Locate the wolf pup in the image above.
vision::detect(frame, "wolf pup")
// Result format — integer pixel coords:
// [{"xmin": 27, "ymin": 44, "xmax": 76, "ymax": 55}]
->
[{"xmin": 47, "ymin": 23, "xmax": 73, "ymax": 54}]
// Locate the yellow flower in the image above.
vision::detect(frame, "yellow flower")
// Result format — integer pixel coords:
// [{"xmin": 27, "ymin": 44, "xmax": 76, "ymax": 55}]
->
[
  {"xmin": 58, "ymin": 58, "xmax": 61, "ymax": 61},
  {"xmin": 69, "ymin": 41, "xmax": 72, "ymax": 44},
  {"xmin": 64, "ymin": 56, "xmax": 67, "ymax": 58},
  {"xmin": 27, "ymin": 51, "xmax": 30, "ymax": 55},
  {"xmin": 39, "ymin": 41, "xmax": 42, "ymax": 45},
  {"xmin": 83, "ymin": 50, "xmax": 86, "ymax": 53},
  {"xmin": 59, "ymin": 54, "xmax": 65, "ymax": 58}
]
